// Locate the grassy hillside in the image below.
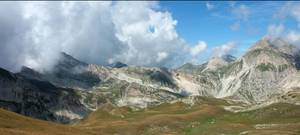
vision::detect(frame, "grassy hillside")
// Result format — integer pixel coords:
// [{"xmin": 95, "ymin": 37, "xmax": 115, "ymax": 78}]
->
[
  {"xmin": 75, "ymin": 97, "xmax": 300, "ymax": 135},
  {"xmin": 0, "ymin": 108, "xmax": 91, "ymax": 135},
  {"xmin": 0, "ymin": 97, "xmax": 300, "ymax": 135}
]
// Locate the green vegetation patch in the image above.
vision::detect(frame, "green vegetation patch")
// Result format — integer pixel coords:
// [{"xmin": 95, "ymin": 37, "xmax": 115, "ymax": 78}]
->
[
  {"xmin": 256, "ymin": 63, "xmax": 276, "ymax": 72},
  {"xmin": 278, "ymin": 64, "xmax": 289, "ymax": 72}
]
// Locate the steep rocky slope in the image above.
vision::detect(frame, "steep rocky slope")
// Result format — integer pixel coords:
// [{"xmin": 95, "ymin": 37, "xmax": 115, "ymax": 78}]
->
[
  {"xmin": 0, "ymin": 67, "xmax": 96, "ymax": 123},
  {"xmin": 174, "ymin": 54, "xmax": 237, "ymax": 97}
]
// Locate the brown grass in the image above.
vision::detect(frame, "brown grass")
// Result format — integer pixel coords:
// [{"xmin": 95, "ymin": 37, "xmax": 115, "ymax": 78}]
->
[{"xmin": 0, "ymin": 100, "xmax": 299, "ymax": 135}]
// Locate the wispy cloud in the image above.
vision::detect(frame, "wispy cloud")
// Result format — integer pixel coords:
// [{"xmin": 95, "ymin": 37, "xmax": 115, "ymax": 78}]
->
[
  {"xmin": 267, "ymin": 24, "xmax": 285, "ymax": 38},
  {"xmin": 212, "ymin": 42, "xmax": 237, "ymax": 57},
  {"xmin": 210, "ymin": 2, "xmax": 284, "ymax": 33},
  {"xmin": 228, "ymin": 4, "xmax": 250, "ymax": 32},
  {"xmin": 232, "ymin": 4, "xmax": 250, "ymax": 21},
  {"xmin": 206, "ymin": 2, "xmax": 214, "ymax": 10},
  {"xmin": 230, "ymin": 21, "xmax": 240, "ymax": 31}
]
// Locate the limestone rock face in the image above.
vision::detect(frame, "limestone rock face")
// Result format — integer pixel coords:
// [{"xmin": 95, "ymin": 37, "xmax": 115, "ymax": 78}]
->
[
  {"xmin": 175, "ymin": 37, "xmax": 300, "ymax": 103},
  {"xmin": 220, "ymin": 38, "xmax": 298, "ymax": 103}
]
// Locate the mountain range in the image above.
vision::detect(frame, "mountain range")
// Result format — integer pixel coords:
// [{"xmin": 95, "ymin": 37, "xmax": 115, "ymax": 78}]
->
[{"xmin": 0, "ymin": 37, "xmax": 299, "ymax": 135}]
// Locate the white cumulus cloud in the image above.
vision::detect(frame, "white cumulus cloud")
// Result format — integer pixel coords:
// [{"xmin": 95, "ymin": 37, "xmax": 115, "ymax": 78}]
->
[
  {"xmin": 156, "ymin": 52, "xmax": 168, "ymax": 62},
  {"xmin": 190, "ymin": 41, "xmax": 207, "ymax": 56},
  {"xmin": 0, "ymin": 1, "xmax": 202, "ymax": 71}
]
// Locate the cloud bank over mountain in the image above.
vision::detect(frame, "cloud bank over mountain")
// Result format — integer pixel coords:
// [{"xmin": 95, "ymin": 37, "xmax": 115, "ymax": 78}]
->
[{"xmin": 0, "ymin": 1, "xmax": 204, "ymax": 72}]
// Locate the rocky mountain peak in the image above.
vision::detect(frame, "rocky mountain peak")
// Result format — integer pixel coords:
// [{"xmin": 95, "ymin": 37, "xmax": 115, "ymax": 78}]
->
[
  {"xmin": 177, "ymin": 63, "xmax": 192, "ymax": 71},
  {"xmin": 108, "ymin": 61, "xmax": 128, "ymax": 68},
  {"xmin": 250, "ymin": 37, "xmax": 296, "ymax": 55},
  {"xmin": 243, "ymin": 37, "xmax": 297, "ymax": 67},
  {"xmin": 58, "ymin": 52, "xmax": 88, "ymax": 70},
  {"xmin": 250, "ymin": 37, "xmax": 273, "ymax": 50},
  {"xmin": 176, "ymin": 62, "xmax": 206, "ymax": 74},
  {"xmin": 204, "ymin": 54, "xmax": 236, "ymax": 71},
  {"xmin": 18, "ymin": 66, "xmax": 42, "ymax": 80},
  {"xmin": 17, "ymin": 52, "xmax": 102, "ymax": 90},
  {"xmin": 221, "ymin": 54, "xmax": 236, "ymax": 62}
]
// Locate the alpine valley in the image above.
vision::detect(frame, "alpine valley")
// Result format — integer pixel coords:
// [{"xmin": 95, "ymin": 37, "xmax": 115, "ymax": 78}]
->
[{"xmin": 0, "ymin": 38, "xmax": 300, "ymax": 135}]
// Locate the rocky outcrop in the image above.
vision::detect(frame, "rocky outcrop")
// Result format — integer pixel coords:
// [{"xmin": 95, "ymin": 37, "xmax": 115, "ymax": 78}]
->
[
  {"xmin": 18, "ymin": 53, "xmax": 102, "ymax": 90},
  {"xmin": 108, "ymin": 61, "xmax": 128, "ymax": 68},
  {"xmin": 0, "ymin": 67, "xmax": 102, "ymax": 123}
]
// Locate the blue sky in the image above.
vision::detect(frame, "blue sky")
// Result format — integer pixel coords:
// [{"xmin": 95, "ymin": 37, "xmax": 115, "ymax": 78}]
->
[{"xmin": 159, "ymin": 1, "xmax": 300, "ymax": 57}]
